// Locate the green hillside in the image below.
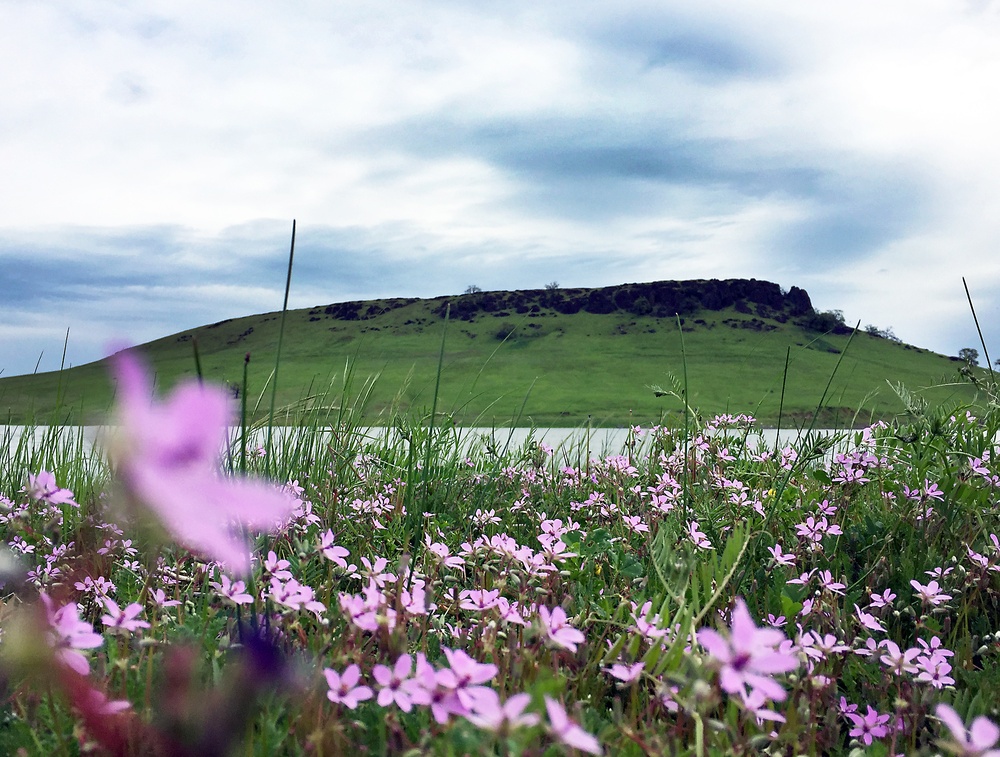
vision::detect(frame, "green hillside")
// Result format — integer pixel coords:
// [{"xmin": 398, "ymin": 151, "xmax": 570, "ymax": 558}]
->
[{"xmin": 0, "ymin": 279, "xmax": 980, "ymax": 427}]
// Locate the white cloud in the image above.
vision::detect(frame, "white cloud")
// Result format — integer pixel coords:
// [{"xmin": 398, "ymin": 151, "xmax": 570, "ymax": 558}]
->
[{"xmin": 3, "ymin": 0, "xmax": 1000, "ymax": 376}]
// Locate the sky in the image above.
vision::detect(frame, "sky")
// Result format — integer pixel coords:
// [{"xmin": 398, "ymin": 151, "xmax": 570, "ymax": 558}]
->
[{"xmin": 3, "ymin": 0, "xmax": 1000, "ymax": 377}]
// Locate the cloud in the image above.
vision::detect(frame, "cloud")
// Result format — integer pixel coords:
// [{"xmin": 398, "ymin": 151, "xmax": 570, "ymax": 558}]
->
[{"xmin": 2, "ymin": 1, "xmax": 1000, "ymax": 377}]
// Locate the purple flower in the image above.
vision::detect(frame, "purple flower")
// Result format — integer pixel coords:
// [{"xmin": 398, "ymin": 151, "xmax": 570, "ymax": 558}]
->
[
  {"xmin": 107, "ymin": 351, "xmax": 296, "ymax": 574},
  {"xmin": 697, "ymin": 598, "xmax": 798, "ymax": 704},
  {"xmin": 324, "ymin": 664, "xmax": 374, "ymax": 709},
  {"xmin": 935, "ymin": 703, "xmax": 1000, "ymax": 757}
]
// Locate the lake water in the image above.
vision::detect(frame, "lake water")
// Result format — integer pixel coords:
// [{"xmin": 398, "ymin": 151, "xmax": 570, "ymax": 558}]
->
[{"xmin": 2, "ymin": 424, "xmax": 844, "ymax": 459}]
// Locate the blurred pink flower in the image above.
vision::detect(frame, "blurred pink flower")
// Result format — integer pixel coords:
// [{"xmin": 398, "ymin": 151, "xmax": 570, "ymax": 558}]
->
[
  {"xmin": 25, "ymin": 470, "xmax": 79, "ymax": 508},
  {"xmin": 40, "ymin": 593, "xmax": 104, "ymax": 675},
  {"xmin": 108, "ymin": 351, "xmax": 296, "ymax": 574},
  {"xmin": 544, "ymin": 697, "xmax": 602, "ymax": 755},
  {"xmin": 466, "ymin": 690, "xmax": 540, "ymax": 733},
  {"xmin": 605, "ymin": 662, "xmax": 644, "ymax": 684},
  {"xmin": 935, "ymin": 703, "xmax": 1000, "ymax": 757},
  {"xmin": 697, "ymin": 598, "xmax": 798, "ymax": 704}
]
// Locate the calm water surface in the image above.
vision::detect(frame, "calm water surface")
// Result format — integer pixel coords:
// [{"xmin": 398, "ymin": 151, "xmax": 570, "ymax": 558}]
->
[{"xmin": 2, "ymin": 425, "xmax": 843, "ymax": 459}]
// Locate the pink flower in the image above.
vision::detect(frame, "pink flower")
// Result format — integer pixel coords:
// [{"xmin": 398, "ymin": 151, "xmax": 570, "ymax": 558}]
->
[
  {"xmin": 605, "ymin": 662, "xmax": 644, "ymax": 684},
  {"xmin": 878, "ymin": 640, "xmax": 920, "ymax": 676},
  {"xmin": 869, "ymin": 588, "xmax": 896, "ymax": 608},
  {"xmin": 210, "ymin": 574, "xmax": 255, "ymax": 605},
  {"xmin": 459, "ymin": 589, "xmax": 500, "ymax": 612},
  {"xmin": 465, "ymin": 690, "xmax": 540, "ymax": 733},
  {"xmin": 100, "ymin": 598, "xmax": 150, "ymax": 634},
  {"xmin": 544, "ymin": 697, "xmax": 602, "ymax": 755},
  {"xmin": 767, "ymin": 543, "xmax": 796, "ymax": 567},
  {"xmin": 408, "ymin": 653, "xmax": 463, "ymax": 723},
  {"xmin": 107, "ymin": 351, "xmax": 296, "ymax": 574},
  {"xmin": 687, "ymin": 521, "xmax": 713, "ymax": 550},
  {"xmin": 372, "ymin": 654, "xmax": 416, "ymax": 712},
  {"xmin": 697, "ymin": 598, "xmax": 798, "ymax": 704},
  {"xmin": 437, "ymin": 648, "xmax": 498, "ymax": 711},
  {"xmin": 537, "ymin": 605, "xmax": 585, "ymax": 653},
  {"xmin": 40, "ymin": 593, "xmax": 103, "ymax": 675},
  {"xmin": 935, "ymin": 703, "xmax": 1000, "ymax": 757},
  {"xmin": 854, "ymin": 604, "xmax": 885, "ymax": 633},
  {"xmin": 150, "ymin": 588, "xmax": 181, "ymax": 609},
  {"xmin": 262, "ymin": 550, "xmax": 293, "ymax": 580},
  {"xmin": 324, "ymin": 664, "xmax": 374, "ymax": 709},
  {"xmin": 319, "ymin": 529, "xmax": 351, "ymax": 569},
  {"xmin": 910, "ymin": 579, "xmax": 952, "ymax": 607},
  {"xmin": 25, "ymin": 470, "xmax": 78, "ymax": 508},
  {"xmin": 847, "ymin": 705, "xmax": 890, "ymax": 746}
]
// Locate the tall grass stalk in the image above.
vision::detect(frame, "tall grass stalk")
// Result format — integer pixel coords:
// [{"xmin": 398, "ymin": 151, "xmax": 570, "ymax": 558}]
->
[
  {"xmin": 963, "ymin": 276, "xmax": 996, "ymax": 388},
  {"xmin": 265, "ymin": 219, "xmax": 297, "ymax": 472}
]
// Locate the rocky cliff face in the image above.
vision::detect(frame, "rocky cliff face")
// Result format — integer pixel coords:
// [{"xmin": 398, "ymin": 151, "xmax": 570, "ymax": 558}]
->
[
  {"xmin": 312, "ymin": 278, "xmax": 822, "ymax": 326},
  {"xmin": 432, "ymin": 279, "xmax": 814, "ymax": 322}
]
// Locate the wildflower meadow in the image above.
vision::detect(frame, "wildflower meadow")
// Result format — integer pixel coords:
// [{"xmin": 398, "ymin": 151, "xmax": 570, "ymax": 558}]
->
[{"xmin": 2, "ymin": 347, "xmax": 1000, "ymax": 756}]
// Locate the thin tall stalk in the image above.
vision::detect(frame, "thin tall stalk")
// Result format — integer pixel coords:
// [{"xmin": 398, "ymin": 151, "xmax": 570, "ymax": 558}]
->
[
  {"xmin": 265, "ymin": 220, "xmax": 297, "ymax": 471},
  {"xmin": 963, "ymin": 276, "xmax": 995, "ymax": 384}
]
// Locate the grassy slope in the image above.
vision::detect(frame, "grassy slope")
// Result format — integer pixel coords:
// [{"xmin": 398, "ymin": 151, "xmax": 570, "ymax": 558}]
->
[{"xmin": 0, "ymin": 294, "xmax": 978, "ymax": 427}]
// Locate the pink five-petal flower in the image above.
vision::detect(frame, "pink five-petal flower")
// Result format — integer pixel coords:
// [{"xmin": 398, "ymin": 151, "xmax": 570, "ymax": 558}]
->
[
  {"xmin": 210, "ymin": 574, "xmax": 255, "ymax": 605},
  {"xmin": 466, "ymin": 690, "xmax": 540, "ymax": 733},
  {"xmin": 438, "ymin": 647, "xmax": 498, "ymax": 711},
  {"xmin": 151, "ymin": 588, "xmax": 181, "ymax": 609},
  {"xmin": 409, "ymin": 653, "xmax": 463, "ymax": 724},
  {"xmin": 697, "ymin": 598, "xmax": 798, "ymax": 704},
  {"xmin": 544, "ymin": 697, "xmax": 602, "ymax": 755},
  {"xmin": 910, "ymin": 578, "xmax": 952, "ymax": 607},
  {"xmin": 324, "ymin": 664, "xmax": 374, "ymax": 709},
  {"xmin": 25, "ymin": 470, "xmax": 79, "ymax": 508},
  {"xmin": 537, "ymin": 605, "xmax": 586, "ymax": 653},
  {"xmin": 107, "ymin": 351, "xmax": 296, "ymax": 574},
  {"xmin": 372, "ymin": 654, "xmax": 415, "ymax": 712},
  {"xmin": 847, "ymin": 705, "xmax": 890, "ymax": 746},
  {"xmin": 605, "ymin": 662, "xmax": 645, "ymax": 684},
  {"xmin": 855, "ymin": 604, "xmax": 886, "ymax": 633},
  {"xmin": 40, "ymin": 593, "xmax": 104, "ymax": 675},
  {"xmin": 935, "ymin": 703, "xmax": 1000, "ymax": 757},
  {"xmin": 100, "ymin": 598, "xmax": 150, "ymax": 634}
]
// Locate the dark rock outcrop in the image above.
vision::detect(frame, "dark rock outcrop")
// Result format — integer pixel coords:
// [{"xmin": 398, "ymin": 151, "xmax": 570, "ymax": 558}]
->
[{"xmin": 312, "ymin": 278, "xmax": 826, "ymax": 327}]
